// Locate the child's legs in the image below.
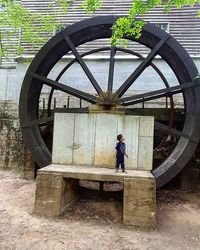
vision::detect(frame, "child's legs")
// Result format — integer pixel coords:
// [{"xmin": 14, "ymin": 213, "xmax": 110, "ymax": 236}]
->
[
  {"xmin": 117, "ymin": 156, "xmax": 125, "ymax": 171},
  {"xmin": 116, "ymin": 158, "xmax": 120, "ymax": 170},
  {"xmin": 121, "ymin": 158, "xmax": 125, "ymax": 171}
]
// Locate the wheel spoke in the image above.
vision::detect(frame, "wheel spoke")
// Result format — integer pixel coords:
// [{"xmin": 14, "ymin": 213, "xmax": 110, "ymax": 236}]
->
[
  {"xmin": 56, "ymin": 47, "xmax": 110, "ymax": 82},
  {"xmin": 121, "ymin": 81, "xmax": 196, "ymax": 106},
  {"xmin": 107, "ymin": 46, "xmax": 116, "ymax": 92},
  {"xmin": 116, "ymin": 34, "xmax": 170, "ymax": 97},
  {"xmin": 62, "ymin": 32, "xmax": 103, "ymax": 94},
  {"xmin": 30, "ymin": 72, "xmax": 97, "ymax": 104},
  {"xmin": 155, "ymin": 121, "xmax": 199, "ymax": 143},
  {"xmin": 39, "ymin": 116, "xmax": 54, "ymax": 126}
]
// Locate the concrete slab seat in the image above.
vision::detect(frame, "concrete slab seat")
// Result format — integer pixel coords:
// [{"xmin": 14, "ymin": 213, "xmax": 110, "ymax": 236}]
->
[
  {"xmin": 34, "ymin": 164, "xmax": 156, "ymax": 228},
  {"xmin": 34, "ymin": 113, "xmax": 156, "ymax": 228}
]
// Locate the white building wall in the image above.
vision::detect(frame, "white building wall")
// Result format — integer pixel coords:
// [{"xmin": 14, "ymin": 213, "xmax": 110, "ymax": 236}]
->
[{"xmin": 1, "ymin": 56, "xmax": 199, "ymax": 117}]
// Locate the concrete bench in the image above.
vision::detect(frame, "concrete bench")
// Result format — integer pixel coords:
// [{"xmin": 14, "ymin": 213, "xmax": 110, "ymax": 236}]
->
[{"xmin": 34, "ymin": 113, "xmax": 156, "ymax": 228}]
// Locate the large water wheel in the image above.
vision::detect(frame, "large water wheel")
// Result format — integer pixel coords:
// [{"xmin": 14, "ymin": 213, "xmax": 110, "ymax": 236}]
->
[{"xmin": 19, "ymin": 16, "xmax": 200, "ymax": 188}]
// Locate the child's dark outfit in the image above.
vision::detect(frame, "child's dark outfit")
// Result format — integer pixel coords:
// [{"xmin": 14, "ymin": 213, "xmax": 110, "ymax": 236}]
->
[{"xmin": 115, "ymin": 141, "xmax": 126, "ymax": 172}]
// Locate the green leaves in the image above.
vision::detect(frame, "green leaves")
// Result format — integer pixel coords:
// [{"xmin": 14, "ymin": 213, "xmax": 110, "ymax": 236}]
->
[
  {"xmin": 0, "ymin": 1, "xmax": 61, "ymax": 58},
  {"xmin": 111, "ymin": 0, "xmax": 159, "ymax": 46},
  {"xmin": 164, "ymin": 0, "xmax": 199, "ymax": 12},
  {"xmin": 112, "ymin": 0, "xmax": 200, "ymax": 47},
  {"xmin": 111, "ymin": 18, "xmax": 145, "ymax": 46},
  {"xmin": 54, "ymin": 0, "xmax": 72, "ymax": 13},
  {"xmin": 81, "ymin": 0, "xmax": 102, "ymax": 14}
]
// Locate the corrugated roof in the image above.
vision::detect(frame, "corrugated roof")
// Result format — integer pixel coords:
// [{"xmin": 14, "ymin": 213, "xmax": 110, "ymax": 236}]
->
[{"xmin": 9, "ymin": 1, "xmax": 200, "ymax": 57}]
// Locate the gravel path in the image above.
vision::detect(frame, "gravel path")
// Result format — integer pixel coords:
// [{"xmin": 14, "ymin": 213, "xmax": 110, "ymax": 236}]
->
[{"xmin": 0, "ymin": 170, "xmax": 200, "ymax": 250}]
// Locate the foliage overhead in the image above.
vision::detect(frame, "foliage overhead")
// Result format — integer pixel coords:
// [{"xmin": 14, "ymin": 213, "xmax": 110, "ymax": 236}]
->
[
  {"xmin": 0, "ymin": 0, "xmax": 200, "ymax": 58},
  {"xmin": 81, "ymin": 0, "xmax": 102, "ymax": 13},
  {"xmin": 111, "ymin": 0, "xmax": 200, "ymax": 46}
]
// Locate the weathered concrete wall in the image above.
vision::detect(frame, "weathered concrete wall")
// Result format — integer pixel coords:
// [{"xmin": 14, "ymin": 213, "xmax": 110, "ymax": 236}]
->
[
  {"xmin": 52, "ymin": 113, "xmax": 154, "ymax": 170},
  {"xmin": 0, "ymin": 117, "xmax": 24, "ymax": 171},
  {"xmin": 0, "ymin": 63, "xmax": 25, "ymax": 170}
]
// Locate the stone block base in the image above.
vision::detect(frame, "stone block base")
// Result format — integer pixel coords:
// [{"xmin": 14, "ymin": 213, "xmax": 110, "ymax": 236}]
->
[
  {"xmin": 34, "ymin": 165, "xmax": 156, "ymax": 228},
  {"xmin": 34, "ymin": 173, "xmax": 78, "ymax": 216},
  {"xmin": 123, "ymin": 177, "xmax": 156, "ymax": 228}
]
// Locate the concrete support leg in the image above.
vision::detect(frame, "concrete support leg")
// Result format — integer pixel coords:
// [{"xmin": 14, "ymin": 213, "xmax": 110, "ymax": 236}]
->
[
  {"xmin": 34, "ymin": 173, "xmax": 78, "ymax": 216},
  {"xmin": 123, "ymin": 177, "xmax": 156, "ymax": 228}
]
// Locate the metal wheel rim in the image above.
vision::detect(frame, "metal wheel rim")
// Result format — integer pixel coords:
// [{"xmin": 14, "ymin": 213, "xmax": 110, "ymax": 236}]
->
[{"xmin": 19, "ymin": 15, "xmax": 200, "ymax": 188}]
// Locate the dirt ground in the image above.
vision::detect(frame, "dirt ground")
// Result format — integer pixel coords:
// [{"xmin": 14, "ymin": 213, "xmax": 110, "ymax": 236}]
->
[{"xmin": 0, "ymin": 170, "xmax": 200, "ymax": 250}]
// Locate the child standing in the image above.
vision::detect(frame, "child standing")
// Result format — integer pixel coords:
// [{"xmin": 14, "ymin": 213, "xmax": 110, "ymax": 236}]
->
[{"xmin": 115, "ymin": 134, "xmax": 128, "ymax": 173}]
